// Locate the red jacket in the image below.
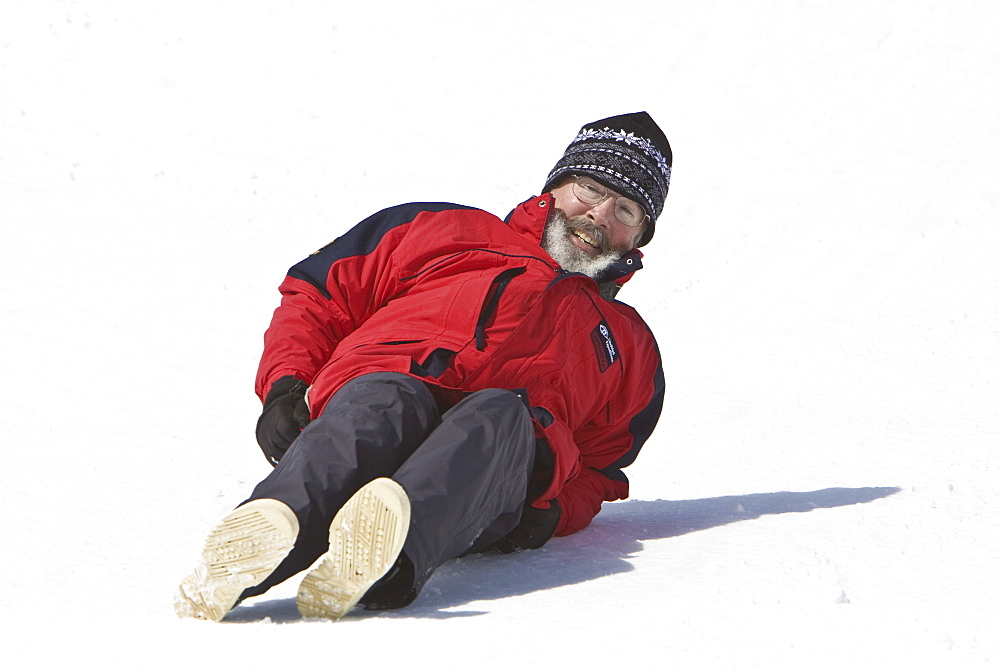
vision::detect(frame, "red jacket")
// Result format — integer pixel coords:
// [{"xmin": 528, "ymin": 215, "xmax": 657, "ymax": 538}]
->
[{"xmin": 256, "ymin": 194, "xmax": 664, "ymax": 536}]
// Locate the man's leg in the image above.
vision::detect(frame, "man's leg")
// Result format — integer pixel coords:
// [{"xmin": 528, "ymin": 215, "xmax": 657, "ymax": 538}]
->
[
  {"xmin": 397, "ymin": 388, "xmax": 535, "ymax": 589},
  {"xmin": 175, "ymin": 372, "xmax": 440, "ymax": 620},
  {"xmin": 349, "ymin": 388, "xmax": 536, "ymax": 612}
]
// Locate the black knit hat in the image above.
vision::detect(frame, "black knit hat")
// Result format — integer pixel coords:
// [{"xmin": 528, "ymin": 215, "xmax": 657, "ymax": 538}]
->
[{"xmin": 543, "ymin": 111, "xmax": 672, "ymax": 247}]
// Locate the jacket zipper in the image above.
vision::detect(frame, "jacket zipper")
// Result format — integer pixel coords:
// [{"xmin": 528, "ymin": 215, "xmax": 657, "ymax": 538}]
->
[{"xmin": 474, "ymin": 267, "xmax": 527, "ymax": 351}]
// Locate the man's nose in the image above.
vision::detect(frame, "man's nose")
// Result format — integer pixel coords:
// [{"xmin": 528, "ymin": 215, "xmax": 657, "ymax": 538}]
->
[{"xmin": 585, "ymin": 197, "xmax": 616, "ymax": 228}]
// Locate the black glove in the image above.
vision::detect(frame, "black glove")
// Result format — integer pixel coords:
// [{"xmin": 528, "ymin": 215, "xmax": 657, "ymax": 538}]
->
[
  {"xmin": 491, "ymin": 499, "xmax": 562, "ymax": 554},
  {"xmin": 255, "ymin": 376, "xmax": 311, "ymax": 466}
]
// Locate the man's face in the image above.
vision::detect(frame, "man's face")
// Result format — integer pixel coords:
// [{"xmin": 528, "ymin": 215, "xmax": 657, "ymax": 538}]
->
[
  {"xmin": 542, "ymin": 209, "xmax": 621, "ymax": 278},
  {"xmin": 548, "ymin": 176, "xmax": 646, "ymax": 255},
  {"xmin": 541, "ymin": 176, "xmax": 646, "ymax": 278}
]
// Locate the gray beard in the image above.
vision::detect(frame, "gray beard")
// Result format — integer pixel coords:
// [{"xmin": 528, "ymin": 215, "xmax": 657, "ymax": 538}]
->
[{"xmin": 541, "ymin": 210, "xmax": 621, "ymax": 279}]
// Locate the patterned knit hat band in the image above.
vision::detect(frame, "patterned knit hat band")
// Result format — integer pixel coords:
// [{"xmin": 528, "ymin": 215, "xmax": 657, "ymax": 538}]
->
[
  {"xmin": 546, "ymin": 146, "xmax": 664, "ymax": 219},
  {"xmin": 543, "ymin": 112, "xmax": 672, "ymax": 247}
]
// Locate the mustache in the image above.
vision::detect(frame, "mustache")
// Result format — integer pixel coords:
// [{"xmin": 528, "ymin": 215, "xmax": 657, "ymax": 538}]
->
[{"xmin": 560, "ymin": 213, "xmax": 610, "ymax": 251}]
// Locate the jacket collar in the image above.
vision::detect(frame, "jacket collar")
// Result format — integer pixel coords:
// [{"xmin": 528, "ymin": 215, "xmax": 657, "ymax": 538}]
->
[
  {"xmin": 504, "ymin": 193, "xmax": 552, "ymax": 246},
  {"xmin": 595, "ymin": 248, "xmax": 643, "ymax": 285}
]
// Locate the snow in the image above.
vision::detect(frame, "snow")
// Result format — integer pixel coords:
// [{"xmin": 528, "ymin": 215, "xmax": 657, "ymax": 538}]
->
[{"xmin": 1, "ymin": 0, "xmax": 998, "ymax": 664}]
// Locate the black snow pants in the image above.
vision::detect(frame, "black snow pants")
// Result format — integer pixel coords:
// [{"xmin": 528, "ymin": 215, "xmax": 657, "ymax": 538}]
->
[{"xmin": 239, "ymin": 372, "xmax": 536, "ymax": 607}]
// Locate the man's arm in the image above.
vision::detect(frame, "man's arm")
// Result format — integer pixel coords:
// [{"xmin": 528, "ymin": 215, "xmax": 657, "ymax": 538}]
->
[
  {"xmin": 497, "ymin": 349, "xmax": 663, "ymax": 549},
  {"xmin": 255, "ymin": 276, "xmax": 357, "ymax": 401},
  {"xmin": 553, "ymin": 331, "xmax": 665, "ymax": 536},
  {"xmin": 254, "ymin": 203, "xmax": 468, "ymax": 400},
  {"xmin": 252, "ymin": 204, "xmax": 437, "ymax": 465}
]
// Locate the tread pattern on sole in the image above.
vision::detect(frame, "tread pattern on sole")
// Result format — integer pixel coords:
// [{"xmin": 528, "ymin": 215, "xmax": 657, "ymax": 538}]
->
[
  {"xmin": 175, "ymin": 499, "xmax": 299, "ymax": 622},
  {"xmin": 297, "ymin": 478, "xmax": 410, "ymax": 621}
]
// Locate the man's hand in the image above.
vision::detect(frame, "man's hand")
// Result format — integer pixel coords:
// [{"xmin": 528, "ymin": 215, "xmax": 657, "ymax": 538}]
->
[
  {"xmin": 255, "ymin": 376, "xmax": 311, "ymax": 466},
  {"xmin": 491, "ymin": 499, "xmax": 562, "ymax": 553}
]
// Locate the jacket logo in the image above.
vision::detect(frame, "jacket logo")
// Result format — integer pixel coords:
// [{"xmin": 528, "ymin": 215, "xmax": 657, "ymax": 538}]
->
[{"xmin": 590, "ymin": 320, "xmax": 620, "ymax": 372}]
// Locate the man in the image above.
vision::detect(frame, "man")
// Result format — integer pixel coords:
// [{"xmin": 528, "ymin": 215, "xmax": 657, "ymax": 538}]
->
[{"xmin": 176, "ymin": 111, "xmax": 671, "ymax": 622}]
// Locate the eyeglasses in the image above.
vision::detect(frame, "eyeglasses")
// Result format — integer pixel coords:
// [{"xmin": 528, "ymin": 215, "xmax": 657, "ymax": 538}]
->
[{"xmin": 571, "ymin": 176, "xmax": 648, "ymax": 228}]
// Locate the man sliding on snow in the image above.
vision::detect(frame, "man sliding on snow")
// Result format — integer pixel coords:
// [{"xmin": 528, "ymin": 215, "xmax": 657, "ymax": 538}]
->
[{"xmin": 176, "ymin": 112, "xmax": 672, "ymax": 621}]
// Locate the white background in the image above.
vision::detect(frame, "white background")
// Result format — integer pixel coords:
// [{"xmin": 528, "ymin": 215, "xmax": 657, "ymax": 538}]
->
[{"xmin": 1, "ymin": 1, "xmax": 998, "ymax": 665}]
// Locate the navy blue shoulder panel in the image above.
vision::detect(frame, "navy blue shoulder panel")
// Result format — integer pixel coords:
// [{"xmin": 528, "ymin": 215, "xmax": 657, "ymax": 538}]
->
[
  {"xmin": 599, "ymin": 325, "xmax": 665, "ymax": 484},
  {"xmin": 287, "ymin": 202, "xmax": 478, "ymax": 299}
]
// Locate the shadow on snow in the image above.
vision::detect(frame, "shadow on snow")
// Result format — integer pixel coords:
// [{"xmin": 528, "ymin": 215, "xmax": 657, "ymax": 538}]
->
[{"xmin": 225, "ymin": 485, "xmax": 901, "ymax": 623}]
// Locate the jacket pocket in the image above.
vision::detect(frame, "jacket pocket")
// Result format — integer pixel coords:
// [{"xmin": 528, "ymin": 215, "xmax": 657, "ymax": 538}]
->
[{"xmin": 474, "ymin": 267, "xmax": 526, "ymax": 351}]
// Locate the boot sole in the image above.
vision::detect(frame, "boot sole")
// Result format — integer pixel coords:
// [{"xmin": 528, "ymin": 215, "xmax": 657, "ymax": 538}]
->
[
  {"xmin": 296, "ymin": 478, "xmax": 410, "ymax": 621},
  {"xmin": 175, "ymin": 498, "xmax": 299, "ymax": 621}
]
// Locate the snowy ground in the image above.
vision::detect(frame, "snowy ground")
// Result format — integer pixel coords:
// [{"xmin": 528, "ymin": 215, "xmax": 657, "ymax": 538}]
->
[{"xmin": 2, "ymin": 1, "xmax": 998, "ymax": 665}]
